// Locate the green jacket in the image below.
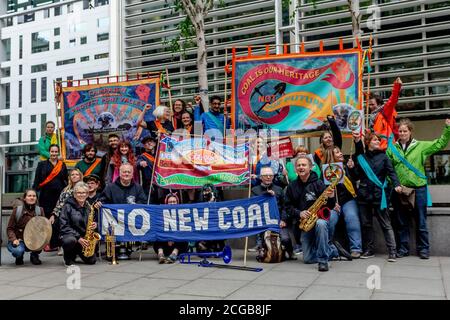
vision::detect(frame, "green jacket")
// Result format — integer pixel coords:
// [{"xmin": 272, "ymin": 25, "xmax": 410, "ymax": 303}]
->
[
  {"xmin": 387, "ymin": 125, "xmax": 450, "ymax": 187},
  {"xmin": 38, "ymin": 133, "xmax": 57, "ymax": 160}
]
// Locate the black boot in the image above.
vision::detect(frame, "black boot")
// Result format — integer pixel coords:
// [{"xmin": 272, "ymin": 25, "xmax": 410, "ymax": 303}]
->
[
  {"xmin": 30, "ymin": 252, "xmax": 42, "ymax": 265},
  {"xmin": 15, "ymin": 256, "xmax": 24, "ymax": 265}
]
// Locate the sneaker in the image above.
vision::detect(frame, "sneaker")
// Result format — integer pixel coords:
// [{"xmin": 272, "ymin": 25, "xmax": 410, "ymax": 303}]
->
[
  {"xmin": 360, "ymin": 251, "xmax": 375, "ymax": 259},
  {"xmin": 318, "ymin": 262, "xmax": 329, "ymax": 272},
  {"xmin": 158, "ymin": 253, "xmax": 166, "ymax": 264},
  {"xmin": 30, "ymin": 253, "xmax": 42, "ymax": 265},
  {"xmin": 419, "ymin": 252, "xmax": 430, "ymax": 260},
  {"xmin": 167, "ymin": 254, "xmax": 177, "ymax": 263},
  {"xmin": 333, "ymin": 241, "xmax": 352, "ymax": 261},
  {"xmin": 396, "ymin": 251, "xmax": 409, "ymax": 258},
  {"xmin": 388, "ymin": 253, "xmax": 397, "ymax": 262},
  {"xmin": 351, "ymin": 251, "xmax": 361, "ymax": 259},
  {"xmin": 15, "ymin": 256, "xmax": 24, "ymax": 266}
]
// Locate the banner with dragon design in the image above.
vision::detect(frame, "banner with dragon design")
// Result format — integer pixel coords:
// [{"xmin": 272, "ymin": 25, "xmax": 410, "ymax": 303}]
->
[
  {"xmin": 232, "ymin": 50, "xmax": 363, "ymax": 136},
  {"xmin": 154, "ymin": 135, "xmax": 250, "ymax": 189},
  {"xmin": 60, "ymin": 78, "xmax": 159, "ymax": 161}
]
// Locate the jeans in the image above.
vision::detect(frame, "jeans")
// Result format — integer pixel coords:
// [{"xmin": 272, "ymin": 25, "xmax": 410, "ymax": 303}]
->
[
  {"xmin": 328, "ymin": 200, "xmax": 363, "ymax": 253},
  {"xmin": 7, "ymin": 241, "xmax": 26, "ymax": 258},
  {"xmin": 393, "ymin": 186, "xmax": 429, "ymax": 255},
  {"xmin": 359, "ymin": 202, "xmax": 396, "ymax": 254},
  {"xmin": 301, "ymin": 219, "xmax": 338, "ymax": 264}
]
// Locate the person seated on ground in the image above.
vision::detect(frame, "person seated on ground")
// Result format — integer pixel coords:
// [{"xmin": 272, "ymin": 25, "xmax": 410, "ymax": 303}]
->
[
  {"xmin": 251, "ymin": 166, "xmax": 295, "ymax": 260},
  {"xmin": 59, "ymin": 182, "xmax": 97, "ymax": 266},
  {"xmin": 97, "ymin": 163, "xmax": 147, "ymax": 260},
  {"xmin": 284, "ymin": 155, "xmax": 348, "ymax": 272},
  {"xmin": 6, "ymin": 189, "xmax": 45, "ymax": 265},
  {"xmin": 195, "ymin": 184, "xmax": 226, "ymax": 253},
  {"xmin": 153, "ymin": 193, "xmax": 189, "ymax": 264}
]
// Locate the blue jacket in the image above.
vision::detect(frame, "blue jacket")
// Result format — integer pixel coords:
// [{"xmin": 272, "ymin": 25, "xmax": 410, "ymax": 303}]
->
[{"xmin": 201, "ymin": 111, "xmax": 230, "ymax": 133}]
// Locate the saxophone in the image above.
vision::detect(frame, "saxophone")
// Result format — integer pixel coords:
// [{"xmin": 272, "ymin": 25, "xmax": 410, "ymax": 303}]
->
[
  {"xmin": 299, "ymin": 178, "xmax": 339, "ymax": 232},
  {"xmin": 82, "ymin": 204, "xmax": 101, "ymax": 257}
]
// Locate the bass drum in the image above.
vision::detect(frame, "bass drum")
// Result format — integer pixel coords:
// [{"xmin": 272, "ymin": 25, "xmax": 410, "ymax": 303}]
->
[{"xmin": 23, "ymin": 216, "xmax": 53, "ymax": 251}]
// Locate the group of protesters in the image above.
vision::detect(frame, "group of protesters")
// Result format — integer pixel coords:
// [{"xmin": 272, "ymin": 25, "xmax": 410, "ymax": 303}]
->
[{"xmin": 6, "ymin": 77, "xmax": 450, "ymax": 272}]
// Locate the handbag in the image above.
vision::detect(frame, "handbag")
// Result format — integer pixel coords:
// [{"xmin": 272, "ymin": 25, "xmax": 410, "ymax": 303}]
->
[{"xmin": 399, "ymin": 186, "xmax": 415, "ymax": 209}]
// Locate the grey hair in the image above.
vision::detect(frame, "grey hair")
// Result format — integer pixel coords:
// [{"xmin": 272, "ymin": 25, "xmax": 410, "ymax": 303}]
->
[
  {"xmin": 153, "ymin": 105, "xmax": 169, "ymax": 120},
  {"xmin": 73, "ymin": 181, "xmax": 89, "ymax": 193},
  {"xmin": 260, "ymin": 166, "xmax": 274, "ymax": 177}
]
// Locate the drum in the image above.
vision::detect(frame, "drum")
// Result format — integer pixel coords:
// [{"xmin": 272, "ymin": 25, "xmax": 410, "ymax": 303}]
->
[{"xmin": 23, "ymin": 216, "xmax": 52, "ymax": 251}]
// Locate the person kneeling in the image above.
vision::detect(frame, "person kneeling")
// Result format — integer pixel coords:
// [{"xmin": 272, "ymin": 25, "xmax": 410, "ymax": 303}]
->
[
  {"xmin": 6, "ymin": 189, "xmax": 45, "ymax": 265},
  {"xmin": 59, "ymin": 182, "xmax": 97, "ymax": 266}
]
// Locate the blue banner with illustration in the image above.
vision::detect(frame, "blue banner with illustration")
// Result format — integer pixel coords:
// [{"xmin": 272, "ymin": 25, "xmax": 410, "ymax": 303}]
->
[
  {"xmin": 232, "ymin": 51, "xmax": 363, "ymax": 136},
  {"xmin": 60, "ymin": 78, "xmax": 159, "ymax": 160},
  {"xmin": 99, "ymin": 195, "xmax": 280, "ymax": 242}
]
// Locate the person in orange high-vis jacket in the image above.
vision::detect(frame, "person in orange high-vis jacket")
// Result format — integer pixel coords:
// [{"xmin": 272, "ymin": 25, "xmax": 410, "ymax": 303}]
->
[{"xmin": 368, "ymin": 77, "xmax": 402, "ymax": 150}]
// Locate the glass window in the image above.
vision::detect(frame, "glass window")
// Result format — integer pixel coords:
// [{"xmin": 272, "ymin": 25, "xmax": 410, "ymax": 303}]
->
[
  {"xmin": 18, "ymin": 13, "xmax": 35, "ymax": 24},
  {"xmin": 31, "ymin": 115, "xmax": 36, "ymax": 123},
  {"xmin": 44, "ymin": 8, "xmax": 50, "ymax": 18},
  {"xmin": 97, "ymin": 33, "xmax": 109, "ymax": 41},
  {"xmin": 19, "ymin": 114, "xmax": 22, "ymax": 125},
  {"xmin": 67, "ymin": 4, "xmax": 74, "ymax": 13},
  {"xmin": 54, "ymin": 28, "xmax": 60, "ymax": 36},
  {"xmin": 429, "ymin": 71, "xmax": 450, "ymax": 81},
  {"xmin": 81, "ymin": 36, "xmax": 87, "ymax": 45},
  {"xmin": 31, "ymin": 64, "xmax": 47, "ymax": 73},
  {"xmin": 430, "ymin": 100, "xmax": 450, "ymax": 109},
  {"xmin": 54, "ymin": 41, "xmax": 60, "ymax": 49},
  {"xmin": 31, "ymin": 30, "xmax": 51, "ymax": 53},
  {"xmin": 18, "ymin": 81, "xmax": 22, "ymax": 108},
  {"xmin": 95, "ymin": 0, "xmax": 109, "ymax": 6},
  {"xmin": 3, "ymin": 39, "xmax": 11, "ymax": 61},
  {"xmin": 31, "ymin": 128, "xmax": 36, "ymax": 142},
  {"xmin": 19, "ymin": 35, "xmax": 23, "ymax": 59},
  {"xmin": 428, "ymin": 57, "xmax": 450, "ymax": 67},
  {"xmin": 81, "ymin": 56, "xmax": 90, "ymax": 62},
  {"xmin": 0, "ymin": 115, "xmax": 10, "ymax": 125},
  {"xmin": 31, "ymin": 79, "xmax": 36, "ymax": 103},
  {"xmin": 18, "ymin": 130, "xmax": 22, "ymax": 143},
  {"xmin": 54, "ymin": 6, "xmax": 61, "ymax": 16},
  {"xmin": 94, "ymin": 53, "xmax": 109, "ymax": 60},
  {"xmin": 69, "ymin": 38, "xmax": 76, "ymax": 47},
  {"xmin": 19, "ymin": 65, "xmax": 22, "ymax": 75},
  {"xmin": 83, "ymin": 0, "xmax": 92, "ymax": 10},
  {"xmin": 97, "ymin": 17, "xmax": 110, "ymax": 28},
  {"xmin": 5, "ymin": 83, "xmax": 10, "ymax": 109},
  {"xmin": 56, "ymin": 58, "xmax": 76, "ymax": 66},
  {"xmin": 6, "ymin": 17, "xmax": 13, "ymax": 26},
  {"xmin": 41, "ymin": 78, "xmax": 47, "ymax": 102}
]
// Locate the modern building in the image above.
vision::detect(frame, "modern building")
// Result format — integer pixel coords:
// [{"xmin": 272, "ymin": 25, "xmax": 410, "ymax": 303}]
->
[{"xmin": 0, "ymin": 0, "xmax": 111, "ymax": 192}]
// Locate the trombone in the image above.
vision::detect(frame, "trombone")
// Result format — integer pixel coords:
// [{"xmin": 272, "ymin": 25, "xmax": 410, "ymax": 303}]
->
[{"xmin": 106, "ymin": 225, "xmax": 118, "ymax": 265}]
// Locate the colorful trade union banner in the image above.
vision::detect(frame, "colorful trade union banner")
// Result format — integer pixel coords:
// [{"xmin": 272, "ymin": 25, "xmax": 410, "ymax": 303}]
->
[
  {"xmin": 60, "ymin": 78, "xmax": 159, "ymax": 160},
  {"xmin": 232, "ymin": 51, "xmax": 363, "ymax": 136},
  {"xmin": 154, "ymin": 135, "xmax": 250, "ymax": 189},
  {"xmin": 100, "ymin": 195, "xmax": 280, "ymax": 242}
]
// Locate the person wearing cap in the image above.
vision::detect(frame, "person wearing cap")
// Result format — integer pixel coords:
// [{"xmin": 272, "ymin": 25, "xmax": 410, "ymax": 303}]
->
[
  {"xmin": 137, "ymin": 136, "xmax": 158, "ymax": 202},
  {"xmin": 84, "ymin": 174, "xmax": 101, "ymax": 205}
]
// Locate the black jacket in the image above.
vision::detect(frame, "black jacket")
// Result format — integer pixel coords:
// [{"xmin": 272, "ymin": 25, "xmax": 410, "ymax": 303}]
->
[
  {"xmin": 285, "ymin": 172, "xmax": 335, "ymax": 222},
  {"xmin": 32, "ymin": 160, "xmax": 68, "ymax": 192},
  {"xmin": 59, "ymin": 197, "xmax": 91, "ymax": 240},
  {"xmin": 251, "ymin": 183, "xmax": 286, "ymax": 222},
  {"xmin": 354, "ymin": 150, "xmax": 401, "ymax": 203},
  {"xmin": 335, "ymin": 165, "xmax": 358, "ymax": 206},
  {"xmin": 99, "ymin": 179, "xmax": 147, "ymax": 204}
]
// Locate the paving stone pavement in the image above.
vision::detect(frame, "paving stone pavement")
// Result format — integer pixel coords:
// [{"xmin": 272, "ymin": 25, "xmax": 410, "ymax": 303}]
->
[{"xmin": 0, "ymin": 247, "xmax": 449, "ymax": 300}]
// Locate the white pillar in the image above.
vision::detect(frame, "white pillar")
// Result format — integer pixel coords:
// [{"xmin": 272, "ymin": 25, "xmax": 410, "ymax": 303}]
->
[{"xmin": 109, "ymin": 0, "xmax": 124, "ymax": 76}]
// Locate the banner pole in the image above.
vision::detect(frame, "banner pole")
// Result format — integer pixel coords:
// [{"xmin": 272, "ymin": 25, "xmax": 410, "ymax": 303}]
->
[
  {"xmin": 365, "ymin": 35, "xmax": 373, "ymax": 131},
  {"xmin": 165, "ymin": 67, "xmax": 174, "ymax": 120},
  {"xmin": 243, "ymin": 143, "xmax": 252, "ymax": 266},
  {"xmin": 223, "ymin": 49, "xmax": 228, "ymax": 139},
  {"xmin": 147, "ymin": 135, "xmax": 162, "ymax": 205},
  {"xmin": 53, "ymin": 80, "xmax": 63, "ymax": 158}
]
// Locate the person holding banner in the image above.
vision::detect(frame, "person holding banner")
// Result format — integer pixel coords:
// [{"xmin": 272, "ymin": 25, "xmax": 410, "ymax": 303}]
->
[
  {"xmin": 75, "ymin": 144, "xmax": 103, "ymax": 180},
  {"xmin": 137, "ymin": 136, "xmax": 158, "ymax": 201},
  {"xmin": 38, "ymin": 121, "xmax": 59, "ymax": 161},
  {"xmin": 59, "ymin": 182, "xmax": 97, "ymax": 266},
  {"xmin": 353, "ymin": 132, "xmax": 402, "ymax": 262},
  {"xmin": 284, "ymin": 155, "xmax": 340, "ymax": 272},
  {"xmin": 387, "ymin": 118, "xmax": 450, "ymax": 259},
  {"xmin": 314, "ymin": 115, "xmax": 342, "ymax": 166},
  {"xmin": 97, "ymin": 163, "xmax": 147, "ymax": 259},
  {"xmin": 33, "ymin": 144, "xmax": 68, "ymax": 251},
  {"xmin": 136, "ymin": 104, "xmax": 174, "ymax": 139},
  {"xmin": 368, "ymin": 77, "xmax": 402, "ymax": 151},
  {"xmin": 7, "ymin": 189, "xmax": 44, "ymax": 265},
  {"xmin": 251, "ymin": 166, "xmax": 295, "ymax": 260},
  {"xmin": 153, "ymin": 193, "xmax": 189, "ymax": 264},
  {"xmin": 201, "ymin": 96, "xmax": 230, "ymax": 133}
]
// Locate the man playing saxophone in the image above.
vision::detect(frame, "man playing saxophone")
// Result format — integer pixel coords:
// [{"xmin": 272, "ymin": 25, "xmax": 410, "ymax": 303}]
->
[
  {"xmin": 285, "ymin": 155, "xmax": 343, "ymax": 272},
  {"xmin": 59, "ymin": 182, "xmax": 97, "ymax": 266}
]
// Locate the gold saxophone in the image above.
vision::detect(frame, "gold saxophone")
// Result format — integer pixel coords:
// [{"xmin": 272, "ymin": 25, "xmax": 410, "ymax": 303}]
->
[
  {"xmin": 82, "ymin": 204, "xmax": 101, "ymax": 258},
  {"xmin": 299, "ymin": 179, "xmax": 339, "ymax": 232},
  {"xmin": 106, "ymin": 225, "xmax": 118, "ymax": 265}
]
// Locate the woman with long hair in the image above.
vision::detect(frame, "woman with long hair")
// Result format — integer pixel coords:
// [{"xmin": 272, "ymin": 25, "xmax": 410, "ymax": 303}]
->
[
  {"xmin": 106, "ymin": 140, "xmax": 139, "ymax": 185},
  {"xmin": 153, "ymin": 192, "xmax": 189, "ymax": 263},
  {"xmin": 172, "ymin": 99, "xmax": 187, "ymax": 130},
  {"xmin": 313, "ymin": 115, "xmax": 342, "ymax": 166},
  {"xmin": 387, "ymin": 118, "xmax": 450, "ymax": 259},
  {"xmin": 7, "ymin": 189, "xmax": 46, "ymax": 265}
]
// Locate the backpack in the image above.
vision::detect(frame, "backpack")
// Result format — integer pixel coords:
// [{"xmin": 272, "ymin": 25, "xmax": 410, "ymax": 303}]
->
[
  {"xmin": 15, "ymin": 205, "xmax": 43, "ymax": 223},
  {"xmin": 256, "ymin": 231, "xmax": 283, "ymax": 263}
]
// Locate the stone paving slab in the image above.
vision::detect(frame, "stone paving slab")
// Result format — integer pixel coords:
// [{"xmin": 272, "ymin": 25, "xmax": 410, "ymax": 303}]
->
[
  {"xmin": 82, "ymin": 271, "xmax": 145, "ymax": 289},
  {"xmin": 153, "ymin": 293, "xmax": 218, "ymax": 300},
  {"xmin": 83, "ymin": 292, "xmax": 152, "ymax": 300},
  {"xmin": 371, "ymin": 292, "xmax": 446, "ymax": 300},
  {"xmin": 17, "ymin": 285, "xmax": 105, "ymax": 300},
  {"xmin": 0, "ymin": 284, "xmax": 46, "ymax": 299},
  {"xmin": 106, "ymin": 277, "xmax": 189, "ymax": 298},
  {"xmin": 314, "ymin": 271, "xmax": 370, "ymax": 289},
  {"xmin": 382, "ymin": 264, "xmax": 443, "ymax": 280},
  {"xmin": 297, "ymin": 284, "xmax": 372, "ymax": 300},
  {"xmin": 252, "ymin": 270, "xmax": 319, "ymax": 288},
  {"xmin": 225, "ymin": 284, "xmax": 306, "ymax": 300},
  {"xmin": 377, "ymin": 276, "xmax": 445, "ymax": 297},
  {"xmin": 170, "ymin": 278, "xmax": 247, "ymax": 298}
]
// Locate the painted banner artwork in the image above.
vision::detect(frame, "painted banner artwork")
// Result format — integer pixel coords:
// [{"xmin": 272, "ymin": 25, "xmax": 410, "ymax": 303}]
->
[
  {"xmin": 100, "ymin": 195, "xmax": 280, "ymax": 242},
  {"xmin": 267, "ymin": 137, "xmax": 294, "ymax": 159},
  {"xmin": 61, "ymin": 78, "xmax": 159, "ymax": 160},
  {"xmin": 322, "ymin": 162, "xmax": 344, "ymax": 185},
  {"xmin": 154, "ymin": 135, "xmax": 250, "ymax": 189},
  {"xmin": 232, "ymin": 51, "xmax": 362, "ymax": 135}
]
